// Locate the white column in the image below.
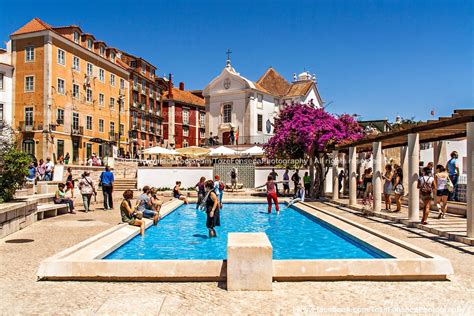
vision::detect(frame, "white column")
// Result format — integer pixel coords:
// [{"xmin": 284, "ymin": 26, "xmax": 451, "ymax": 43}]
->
[
  {"xmin": 408, "ymin": 133, "xmax": 420, "ymax": 222},
  {"xmin": 373, "ymin": 142, "xmax": 382, "ymax": 212},
  {"xmin": 433, "ymin": 141, "xmax": 448, "ymax": 168},
  {"xmin": 332, "ymin": 150, "xmax": 339, "ymax": 201},
  {"xmin": 400, "ymin": 146, "xmax": 409, "ymax": 195},
  {"xmin": 467, "ymin": 122, "xmax": 474, "ymax": 237},
  {"xmin": 349, "ymin": 146, "xmax": 357, "ymax": 205}
]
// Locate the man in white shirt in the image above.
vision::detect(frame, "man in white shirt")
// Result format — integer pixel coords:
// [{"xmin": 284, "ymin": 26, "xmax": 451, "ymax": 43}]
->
[{"xmin": 44, "ymin": 157, "xmax": 55, "ymax": 181}]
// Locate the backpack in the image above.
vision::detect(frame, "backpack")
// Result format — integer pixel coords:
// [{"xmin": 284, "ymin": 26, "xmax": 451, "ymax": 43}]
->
[
  {"xmin": 219, "ymin": 181, "xmax": 225, "ymax": 191},
  {"xmin": 419, "ymin": 177, "xmax": 433, "ymax": 194}
]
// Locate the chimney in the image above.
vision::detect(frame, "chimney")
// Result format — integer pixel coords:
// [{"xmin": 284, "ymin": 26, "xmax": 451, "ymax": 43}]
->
[
  {"xmin": 168, "ymin": 73, "xmax": 173, "ymax": 98},
  {"xmin": 179, "ymin": 82, "xmax": 185, "ymax": 91}
]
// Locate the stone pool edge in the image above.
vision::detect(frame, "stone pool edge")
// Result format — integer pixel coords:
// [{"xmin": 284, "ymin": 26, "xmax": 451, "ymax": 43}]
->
[{"xmin": 37, "ymin": 198, "xmax": 453, "ymax": 282}]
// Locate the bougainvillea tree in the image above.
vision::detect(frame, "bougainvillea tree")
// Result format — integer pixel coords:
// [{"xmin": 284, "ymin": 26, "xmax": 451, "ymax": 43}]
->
[{"xmin": 264, "ymin": 104, "xmax": 363, "ymax": 198}]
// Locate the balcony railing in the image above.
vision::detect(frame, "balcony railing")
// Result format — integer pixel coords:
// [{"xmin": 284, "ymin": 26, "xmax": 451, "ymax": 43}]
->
[
  {"xmin": 202, "ymin": 134, "xmax": 273, "ymax": 147},
  {"xmin": 18, "ymin": 121, "xmax": 42, "ymax": 132},
  {"xmin": 71, "ymin": 125, "xmax": 84, "ymax": 136}
]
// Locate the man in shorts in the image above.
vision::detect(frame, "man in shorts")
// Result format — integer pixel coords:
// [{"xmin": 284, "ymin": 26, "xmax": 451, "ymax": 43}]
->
[{"xmin": 136, "ymin": 186, "xmax": 159, "ymax": 225}]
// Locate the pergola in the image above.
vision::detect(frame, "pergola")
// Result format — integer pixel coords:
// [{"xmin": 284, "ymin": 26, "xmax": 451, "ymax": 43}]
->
[{"xmin": 331, "ymin": 110, "xmax": 474, "ymax": 237}]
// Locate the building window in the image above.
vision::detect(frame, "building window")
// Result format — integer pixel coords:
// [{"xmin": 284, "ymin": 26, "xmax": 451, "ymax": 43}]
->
[
  {"xmin": 57, "ymin": 78, "xmax": 65, "ymax": 94},
  {"xmin": 86, "ymin": 116, "xmax": 92, "ymax": 130},
  {"xmin": 22, "ymin": 139, "xmax": 35, "ymax": 155},
  {"xmin": 86, "ymin": 88, "xmax": 93, "ymax": 103},
  {"xmin": 200, "ymin": 112, "xmax": 205, "ymax": 126},
  {"xmin": 87, "ymin": 63, "xmax": 93, "ymax": 76},
  {"xmin": 73, "ymin": 31, "xmax": 80, "ymax": 43},
  {"xmin": 141, "ymin": 113, "xmax": 146, "ymax": 130},
  {"xmin": 73, "ymin": 56, "xmax": 80, "ymax": 71},
  {"xmin": 0, "ymin": 73, "xmax": 4, "ymax": 90},
  {"xmin": 110, "ymin": 121, "xmax": 115, "ymax": 133},
  {"xmin": 141, "ymin": 63, "xmax": 146, "ymax": 74},
  {"xmin": 110, "ymin": 73, "xmax": 115, "ymax": 86},
  {"xmin": 223, "ymin": 103, "xmax": 232, "ymax": 123},
  {"xmin": 25, "ymin": 76, "xmax": 34, "ymax": 92},
  {"xmin": 200, "ymin": 129, "xmax": 205, "ymax": 139},
  {"xmin": 87, "ymin": 39, "xmax": 93, "ymax": 50},
  {"xmin": 132, "ymin": 111, "xmax": 138, "ymax": 127},
  {"xmin": 110, "ymin": 51, "xmax": 115, "ymax": 62},
  {"xmin": 133, "ymin": 77, "xmax": 138, "ymax": 88},
  {"xmin": 57, "ymin": 139, "xmax": 64, "ymax": 159},
  {"xmin": 57, "ymin": 108, "xmax": 64, "ymax": 124},
  {"xmin": 25, "ymin": 47, "xmax": 34, "ymax": 62},
  {"xmin": 183, "ymin": 126, "xmax": 189, "ymax": 137},
  {"xmin": 120, "ymin": 78, "xmax": 125, "ymax": 90},
  {"xmin": 182, "ymin": 109, "xmax": 189, "ymax": 125},
  {"xmin": 72, "ymin": 84, "xmax": 79, "ymax": 99},
  {"xmin": 86, "ymin": 143, "xmax": 92, "ymax": 158},
  {"xmin": 142, "ymin": 79, "xmax": 146, "ymax": 92},
  {"xmin": 119, "ymin": 124, "xmax": 124, "ymax": 137},
  {"xmin": 257, "ymin": 114, "xmax": 263, "ymax": 132},
  {"xmin": 57, "ymin": 49, "xmax": 65, "ymax": 65},
  {"xmin": 98, "ymin": 119, "xmax": 104, "ymax": 132},
  {"xmin": 99, "ymin": 69, "xmax": 105, "ymax": 82},
  {"xmin": 109, "ymin": 97, "xmax": 115, "ymax": 109},
  {"xmin": 257, "ymin": 93, "xmax": 263, "ymax": 109},
  {"xmin": 183, "ymin": 140, "xmax": 188, "ymax": 148},
  {"xmin": 72, "ymin": 113, "xmax": 79, "ymax": 130},
  {"xmin": 274, "ymin": 98, "xmax": 280, "ymax": 109},
  {"xmin": 0, "ymin": 104, "xmax": 3, "ymax": 122},
  {"xmin": 99, "ymin": 93, "xmax": 104, "ymax": 106},
  {"xmin": 99, "ymin": 46, "xmax": 105, "ymax": 56}
]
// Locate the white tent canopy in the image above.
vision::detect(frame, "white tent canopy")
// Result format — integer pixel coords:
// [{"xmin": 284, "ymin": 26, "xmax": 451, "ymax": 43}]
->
[
  {"xmin": 141, "ymin": 146, "xmax": 177, "ymax": 155},
  {"xmin": 241, "ymin": 145, "xmax": 265, "ymax": 156},
  {"xmin": 208, "ymin": 146, "xmax": 238, "ymax": 156}
]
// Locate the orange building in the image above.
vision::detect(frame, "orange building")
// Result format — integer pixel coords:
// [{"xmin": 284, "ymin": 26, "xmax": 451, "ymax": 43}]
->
[{"xmin": 10, "ymin": 18, "xmax": 129, "ymax": 163}]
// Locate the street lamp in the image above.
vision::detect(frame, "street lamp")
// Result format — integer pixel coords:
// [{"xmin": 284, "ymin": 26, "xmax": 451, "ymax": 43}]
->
[{"xmin": 118, "ymin": 95, "xmax": 125, "ymax": 157}]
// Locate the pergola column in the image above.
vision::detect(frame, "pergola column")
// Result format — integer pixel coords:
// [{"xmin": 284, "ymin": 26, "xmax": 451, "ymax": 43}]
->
[
  {"xmin": 332, "ymin": 150, "xmax": 339, "ymax": 201},
  {"xmin": 433, "ymin": 140, "xmax": 448, "ymax": 168},
  {"xmin": 408, "ymin": 133, "xmax": 420, "ymax": 222},
  {"xmin": 349, "ymin": 146, "xmax": 357, "ymax": 205},
  {"xmin": 400, "ymin": 146, "xmax": 409, "ymax": 195},
  {"xmin": 467, "ymin": 122, "xmax": 474, "ymax": 237},
  {"xmin": 373, "ymin": 141, "xmax": 382, "ymax": 212}
]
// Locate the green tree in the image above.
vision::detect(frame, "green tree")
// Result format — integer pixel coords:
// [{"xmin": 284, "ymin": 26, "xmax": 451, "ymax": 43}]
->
[{"xmin": 0, "ymin": 125, "xmax": 32, "ymax": 202}]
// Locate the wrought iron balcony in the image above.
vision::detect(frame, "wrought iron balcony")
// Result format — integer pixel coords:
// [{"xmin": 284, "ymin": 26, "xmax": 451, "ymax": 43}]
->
[{"xmin": 71, "ymin": 125, "xmax": 84, "ymax": 136}]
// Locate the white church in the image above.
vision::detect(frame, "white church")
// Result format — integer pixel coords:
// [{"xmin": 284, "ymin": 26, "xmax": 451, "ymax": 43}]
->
[{"xmin": 203, "ymin": 57, "xmax": 323, "ymax": 146}]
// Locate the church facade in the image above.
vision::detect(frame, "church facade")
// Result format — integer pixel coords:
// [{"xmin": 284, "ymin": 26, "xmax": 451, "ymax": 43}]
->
[{"xmin": 203, "ymin": 60, "xmax": 323, "ymax": 146}]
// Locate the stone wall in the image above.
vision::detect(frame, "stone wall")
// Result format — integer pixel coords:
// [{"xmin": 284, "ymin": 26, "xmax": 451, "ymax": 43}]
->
[{"xmin": 0, "ymin": 200, "xmax": 38, "ymax": 239}]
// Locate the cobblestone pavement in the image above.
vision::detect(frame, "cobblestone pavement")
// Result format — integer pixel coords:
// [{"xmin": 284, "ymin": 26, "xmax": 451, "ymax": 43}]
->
[{"xmin": 0, "ymin": 197, "xmax": 473, "ymax": 315}]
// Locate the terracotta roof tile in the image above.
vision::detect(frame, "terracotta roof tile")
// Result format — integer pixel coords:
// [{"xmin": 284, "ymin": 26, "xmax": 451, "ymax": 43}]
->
[
  {"xmin": 11, "ymin": 18, "xmax": 52, "ymax": 36},
  {"xmin": 164, "ymin": 87, "xmax": 205, "ymax": 107},
  {"xmin": 256, "ymin": 67, "xmax": 290, "ymax": 97},
  {"xmin": 286, "ymin": 81, "xmax": 313, "ymax": 97},
  {"xmin": 254, "ymin": 82, "xmax": 272, "ymax": 95}
]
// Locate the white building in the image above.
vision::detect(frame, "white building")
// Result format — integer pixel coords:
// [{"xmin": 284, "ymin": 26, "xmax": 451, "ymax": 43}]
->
[
  {"xmin": 0, "ymin": 42, "xmax": 14, "ymax": 127},
  {"xmin": 203, "ymin": 59, "xmax": 323, "ymax": 145}
]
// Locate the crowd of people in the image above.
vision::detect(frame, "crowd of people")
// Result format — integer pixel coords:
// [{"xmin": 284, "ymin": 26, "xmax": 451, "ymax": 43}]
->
[{"xmin": 356, "ymin": 150, "xmax": 461, "ymax": 225}]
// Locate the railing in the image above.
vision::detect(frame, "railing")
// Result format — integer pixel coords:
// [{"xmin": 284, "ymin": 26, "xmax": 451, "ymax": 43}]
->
[
  {"xmin": 71, "ymin": 125, "xmax": 84, "ymax": 136},
  {"xmin": 109, "ymin": 131, "xmax": 118, "ymax": 141},
  {"xmin": 202, "ymin": 134, "xmax": 272, "ymax": 147},
  {"xmin": 18, "ymin": 121, "xmax": 40, "ymax": 132}
]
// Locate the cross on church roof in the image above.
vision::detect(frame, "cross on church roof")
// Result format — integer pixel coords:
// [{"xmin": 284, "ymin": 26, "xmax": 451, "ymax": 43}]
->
[{"xmin": 226, "ymin": 49, "xmax": 232, "ymax": 67}]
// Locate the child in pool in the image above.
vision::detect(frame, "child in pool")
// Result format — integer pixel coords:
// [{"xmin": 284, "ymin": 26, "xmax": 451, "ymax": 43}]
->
[{"xmin": 256, "ymin": 175, "xmax": 283, "ymax": 214}]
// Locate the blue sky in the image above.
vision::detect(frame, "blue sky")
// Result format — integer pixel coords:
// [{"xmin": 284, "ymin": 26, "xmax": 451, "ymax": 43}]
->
[{"xmin": 0, "ymin": 0, "xmax": 472, "ymax": 121}]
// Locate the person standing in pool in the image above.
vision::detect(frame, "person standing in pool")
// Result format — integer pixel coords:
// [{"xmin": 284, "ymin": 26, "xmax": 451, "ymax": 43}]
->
[
  {"xmin": 195, "ymin": 177, "xmax": 206, "ymax": 209},
  {"xmin": 257, "ymin": 175, "xmax": 281, "ymax": 214},
  {"xmin": 204, "ymin": 180, "xmax": 220, "ymax": 237},
  {"xmin": 214, "ymin": 175, "xmax": 224, "ymax": 209}
]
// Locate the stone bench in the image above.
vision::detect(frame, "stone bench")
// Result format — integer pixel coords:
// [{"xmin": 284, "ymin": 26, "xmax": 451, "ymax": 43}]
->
[
  {"xmin": 36, "ymin": 203, "xmax": 69, "ymax": 221},
  {"xmin": 227, "ymin": 232, "xmax": 273, "ymax": 291}
]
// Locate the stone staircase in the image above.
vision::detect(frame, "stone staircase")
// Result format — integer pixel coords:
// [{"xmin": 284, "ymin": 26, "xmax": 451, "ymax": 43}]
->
[{"xmin": 112, "ymin": 178, "xmax": 137, "ymax": 191}]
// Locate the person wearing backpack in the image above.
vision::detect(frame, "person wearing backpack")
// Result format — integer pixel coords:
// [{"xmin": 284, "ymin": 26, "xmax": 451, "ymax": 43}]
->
[{"xmin": 418, "ymin": 166, "xmax": 435, "ymax": 225}]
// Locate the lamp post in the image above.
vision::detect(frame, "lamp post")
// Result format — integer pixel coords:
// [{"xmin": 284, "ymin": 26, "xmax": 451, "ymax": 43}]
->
[{"xmin": 118, "ymin": 95, "xmax": 125, "ymax": 157}]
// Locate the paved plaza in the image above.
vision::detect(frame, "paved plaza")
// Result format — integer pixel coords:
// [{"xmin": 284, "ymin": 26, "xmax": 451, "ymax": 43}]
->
[{"xmin": 0, "ymin": 198, "xmax": 472, "ymax": 315}]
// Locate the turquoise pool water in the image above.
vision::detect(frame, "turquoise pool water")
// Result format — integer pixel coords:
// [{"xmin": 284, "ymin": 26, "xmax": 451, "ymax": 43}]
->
[{"xmin": 105, "ymin": 203, "xmax": 392, "ymax": 260}]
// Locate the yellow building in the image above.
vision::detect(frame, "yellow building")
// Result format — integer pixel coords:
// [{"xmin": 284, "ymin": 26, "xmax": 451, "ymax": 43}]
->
[{"xmin": 10, "ymin": 18, "xmax": 129, "ymax": 163}]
